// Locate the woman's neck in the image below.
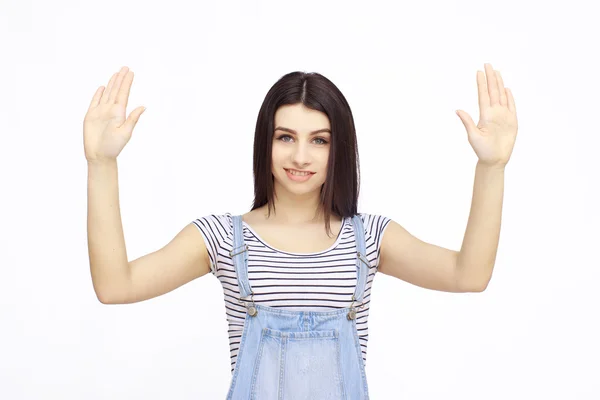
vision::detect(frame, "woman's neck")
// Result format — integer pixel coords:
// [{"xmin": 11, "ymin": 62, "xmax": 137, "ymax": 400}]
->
[{"xmin": 257, "ymin": 187, "xmax": 332, "ymax": 225}]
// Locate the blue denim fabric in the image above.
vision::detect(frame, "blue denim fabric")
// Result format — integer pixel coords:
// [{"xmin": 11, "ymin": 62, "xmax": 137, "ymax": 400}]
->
[{"xmin": 226, "ymin": 215, "xmax": 371, "ymax": 400}]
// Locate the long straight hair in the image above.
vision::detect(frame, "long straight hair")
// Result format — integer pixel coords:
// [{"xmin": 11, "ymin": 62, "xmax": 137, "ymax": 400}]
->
[{"xmin": 251, "ymin": 71, "xmax": 360, "ymax": 237}]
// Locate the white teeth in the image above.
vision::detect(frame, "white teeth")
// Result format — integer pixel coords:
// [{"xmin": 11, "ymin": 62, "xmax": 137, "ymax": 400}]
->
[{"xmin": 287, "ymin": 169, "xmax": 311, "ymax": 176}]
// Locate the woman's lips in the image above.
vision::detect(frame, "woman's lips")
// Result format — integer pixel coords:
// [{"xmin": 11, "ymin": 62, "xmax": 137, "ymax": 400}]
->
[{"xmin": 284, "ymin": 168, "xmax": 315, "ymax": 182}]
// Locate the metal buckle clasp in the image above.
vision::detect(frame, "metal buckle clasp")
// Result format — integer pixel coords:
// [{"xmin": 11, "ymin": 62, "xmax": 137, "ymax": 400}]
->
[
  {"xmin": 238, "ymin": 290, "xmax": 258, "ymax": 317},
  {"xmin": 347, "ymin": 294, "xmax": 364, "ymax": 320},
  {"xmin": 357, "ymin": 251, "xmax": 371, "ymax": 268},
  {"xmin": 229, "ymin": 244, "xmax": 249, "ymax": 258}
]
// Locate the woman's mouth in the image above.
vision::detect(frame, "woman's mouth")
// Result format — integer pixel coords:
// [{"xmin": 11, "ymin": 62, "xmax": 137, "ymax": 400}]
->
[{"xmin": 284, "ymin": 168, "xmax": 315, "ymax": 182}]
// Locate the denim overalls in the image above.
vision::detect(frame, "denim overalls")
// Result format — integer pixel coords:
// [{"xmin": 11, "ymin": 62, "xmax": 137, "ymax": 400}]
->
[{"xmin": 226, "ymin": 214, "xmax": 371, "ymax": 399}]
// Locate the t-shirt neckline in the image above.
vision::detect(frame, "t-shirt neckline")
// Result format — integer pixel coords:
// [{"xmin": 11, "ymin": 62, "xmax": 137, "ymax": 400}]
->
[{"xmin": 238, "ymin": 215, "xmax": 349, "ymax": 256}]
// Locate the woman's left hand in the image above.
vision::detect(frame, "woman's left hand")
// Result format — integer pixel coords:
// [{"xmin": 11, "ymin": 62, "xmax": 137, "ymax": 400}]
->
[{"xmin": 456, "ymin": 63, "xmax": 518, "ymax": 169}]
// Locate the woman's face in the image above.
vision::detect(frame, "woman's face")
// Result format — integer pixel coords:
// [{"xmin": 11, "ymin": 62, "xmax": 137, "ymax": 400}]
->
[{"xmin": 271, "ymin": 103, "xmax": 331, "ymax": 197}]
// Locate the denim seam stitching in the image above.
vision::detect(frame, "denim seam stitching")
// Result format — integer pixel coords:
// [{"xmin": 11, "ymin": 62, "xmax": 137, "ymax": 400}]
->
[
  {"xmin": 226, "ymin": 314, "xmax": 250, "ymax": 399},
  {"xmin": 278, "ymin": 335, "xmax": 287, "ymax": 400},
  {"xmin": 335, "ymin": 332, "xmax": 347, "ymax": 398},
  {"xmin": 249, "ymin": 328, "xmax": 268, "ymax": 400},
  {"xmin": 353, "ymin": 319, "xmax": 370, "ymax": 399}
]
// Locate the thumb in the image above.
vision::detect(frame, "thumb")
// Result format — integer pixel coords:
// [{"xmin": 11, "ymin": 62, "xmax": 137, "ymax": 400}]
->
[
  {"xmin": 122, "ymin": 106, "xmax": 146, "ymax": 133},
  {"xmin": 455, "ymin": 110, "xmax": 477, "ymax": 135}
]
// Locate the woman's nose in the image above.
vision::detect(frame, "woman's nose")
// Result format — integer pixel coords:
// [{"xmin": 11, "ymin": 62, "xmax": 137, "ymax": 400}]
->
[{"xmin": 291, "ymin": 142, "xmax": 311, "ymax": 165}]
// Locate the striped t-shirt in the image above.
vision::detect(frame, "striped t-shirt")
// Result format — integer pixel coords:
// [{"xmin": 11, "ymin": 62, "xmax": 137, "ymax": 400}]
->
[{"xmin": 192, "ymin": 212, "xmax": 391, "ymax": 373}]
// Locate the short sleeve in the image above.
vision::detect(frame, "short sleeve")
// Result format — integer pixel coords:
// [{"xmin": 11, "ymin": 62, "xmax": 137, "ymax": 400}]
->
[
  {"xmin": 358, "ymin": 213, "xmax": 392, "ymax": 271},
  {"xmin": 191, "ymin": 213, "xmax": 233, "ymax": 276}
]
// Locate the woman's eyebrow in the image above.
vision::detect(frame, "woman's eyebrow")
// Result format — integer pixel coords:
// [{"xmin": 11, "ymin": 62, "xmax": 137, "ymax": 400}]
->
[{"xmin": 274, "ymin": 126, "xmax": 331, "ymax": 135}]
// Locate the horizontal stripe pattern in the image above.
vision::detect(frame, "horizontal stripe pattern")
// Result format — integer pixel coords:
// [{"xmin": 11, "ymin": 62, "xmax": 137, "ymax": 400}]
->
[{"xmin": 192, "ymin": 212, "xmax": 391, "ymax": 373}]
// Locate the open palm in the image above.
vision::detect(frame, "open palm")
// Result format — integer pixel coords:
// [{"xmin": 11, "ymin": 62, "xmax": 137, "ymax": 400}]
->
[
  {"xmin": 456, "ymin": 63, "xmax": 518, "ymax": 168},
  {"xmin": 83, "ymin": 66, "xmax": 146, "ymax": 163}
]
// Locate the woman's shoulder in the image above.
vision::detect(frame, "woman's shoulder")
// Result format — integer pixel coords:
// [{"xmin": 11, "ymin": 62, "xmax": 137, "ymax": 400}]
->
[
  {"xmin": 355, "ymin": 212, "xmax": 392, "ymax": 237},
  {"xmin": 194, "ymin": 211, "xmax": 233, "ymax": 222},
  {"xmin": 355, "ymin": 211, "xmax": 391, "ymax": 223},
  {"xmin": 192, "ymin": 212, "xmax": 235, "ymax": 236}
]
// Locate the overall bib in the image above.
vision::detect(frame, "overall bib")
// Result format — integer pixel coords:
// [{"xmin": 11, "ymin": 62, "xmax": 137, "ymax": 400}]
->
[{"xmin": 226, "ymin": 215, "xmax": 371, "ymax": 400}]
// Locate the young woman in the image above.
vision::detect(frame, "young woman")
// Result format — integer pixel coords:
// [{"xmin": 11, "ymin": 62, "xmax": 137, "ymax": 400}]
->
[{"xmin": 84, "ymin": 64, "xmax": 518, "ymax": 399}]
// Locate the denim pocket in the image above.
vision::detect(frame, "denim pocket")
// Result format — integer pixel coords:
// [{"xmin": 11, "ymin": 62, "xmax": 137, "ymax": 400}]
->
[{"xmin": 250, "ymin": 328, "xmax": 345, "ymax": 399}]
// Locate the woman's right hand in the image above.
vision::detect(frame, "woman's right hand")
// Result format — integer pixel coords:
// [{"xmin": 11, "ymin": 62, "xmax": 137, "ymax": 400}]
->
[{"xmin": 83, "ymin": 66, "xmax": 146, "ymax": 164}]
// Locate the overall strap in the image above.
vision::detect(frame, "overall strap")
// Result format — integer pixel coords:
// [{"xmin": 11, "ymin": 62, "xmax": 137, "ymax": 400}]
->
[
  {"xmin": 229, "ymin": 215, "xmax": 253, "ymax": 299},
  {"xmin": 351, "ymin": 214, "xmax": 371, "ymax": 304}
]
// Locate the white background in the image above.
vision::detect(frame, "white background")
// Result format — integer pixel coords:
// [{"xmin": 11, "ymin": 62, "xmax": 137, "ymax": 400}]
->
[{"xmin": 1, "ymin": 0, "xmax": 599, "ymax": 398}]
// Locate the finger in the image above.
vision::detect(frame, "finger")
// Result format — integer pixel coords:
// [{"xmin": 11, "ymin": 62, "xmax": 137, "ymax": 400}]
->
[
  {"xmin": 116, "ymin": 70, "xmax": 134, "ymax": 109},
  {"xmin": 121, "ymin": 106, "xmax": 146, "ymax": 132},
  {"xmin": 496, "ymin": 71, "xmax": 507, "ymax": 107},
  {"xmin": 88, "ymin": 86, "xmax": 105, "ymax": 111},
  {"xmin": 485, "ymin": 63, "xmax": 500, "ymax": 105},
  {"xmin": 101, "ymin": 73, "xmax": 118, "ymax": 104},
  {"xmin": 506, "ymin": 88, "xmax": 516, "ymax": 115},
  {"xmin": 108, "ymin": 66, "xmax": 130, "ymax": 104},
  {"xmin": 477, "ymin": 70, "xmax": 490, "ymax": 110},
  {"xmin": 456, "ymin": 110, "xmax": 477, "ymax": 135}
]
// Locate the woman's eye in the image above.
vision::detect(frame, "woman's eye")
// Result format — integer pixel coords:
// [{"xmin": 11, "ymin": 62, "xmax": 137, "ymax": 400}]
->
[{"xmin": 276, "ymin": 135, "xmax": 328, "ymax": 145}]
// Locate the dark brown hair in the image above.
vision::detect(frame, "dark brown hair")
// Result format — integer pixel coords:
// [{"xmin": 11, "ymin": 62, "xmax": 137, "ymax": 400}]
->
[{"xmin": 250, "ymin": 71, "xmax": 360, "ymax": 237}]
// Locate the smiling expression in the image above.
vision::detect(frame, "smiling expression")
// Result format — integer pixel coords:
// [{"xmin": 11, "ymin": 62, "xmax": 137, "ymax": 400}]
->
[{"xmin": 271, "ymin": 103, "xmax": 332, "ymax": 195}]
